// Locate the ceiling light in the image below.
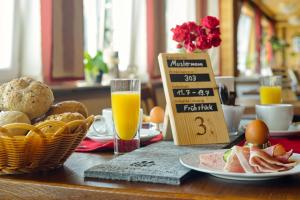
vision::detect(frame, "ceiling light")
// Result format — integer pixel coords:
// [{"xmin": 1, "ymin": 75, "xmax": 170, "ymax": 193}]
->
[
  {"xmin": 279, "ymin": 2, "xmax": 297, "ymax": 14},
  {"xmin": 288, "ymin": 16, "xmax": 300, "ymax": 25}
]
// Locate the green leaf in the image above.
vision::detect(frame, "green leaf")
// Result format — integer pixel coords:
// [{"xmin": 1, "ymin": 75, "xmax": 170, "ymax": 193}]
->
[{"xmin": 83, "ymin": 50, "xmax": 109, "ymax": 73}]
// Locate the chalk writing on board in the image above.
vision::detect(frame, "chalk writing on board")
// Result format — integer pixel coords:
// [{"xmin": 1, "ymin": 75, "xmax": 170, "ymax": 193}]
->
[
  {"xmin": 176, "ymin": 103, "xmax": 217, "ymax": 113},
  {"xmin": 170, "ymin": 74, "xmax": 210, "ymax": 82},
  {"xmin": 173, "ymin": 88, "xmax": 214, "ymax": 97},
  {"xmin": 167, "ymin": 59, "xmax": 207, "ymax": 68}
]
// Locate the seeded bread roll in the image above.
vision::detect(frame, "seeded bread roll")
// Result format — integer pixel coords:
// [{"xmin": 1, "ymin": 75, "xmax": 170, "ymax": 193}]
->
[
  {"xmin": 45, "ymin": 112, "xmax": 85, "ymax": 122},
  {"xmin": 0, "ymin": 111, "xmax": 31, "ymax": 136},
  {"xmin": 37, "ymin": 112, "xmax": 85, "ymax": 134},
  {"xmin": 47, "ymin": 101, "xmax": 88, "ymax": 118},
  {"xmin": 0, "ymin": 77, "xmax": 54, "ymax": 120}
]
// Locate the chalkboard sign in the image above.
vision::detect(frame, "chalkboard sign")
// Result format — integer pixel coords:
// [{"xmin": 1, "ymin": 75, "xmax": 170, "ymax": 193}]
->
[{"xmin": 158, "ymin": 53, "xmax": 229, "ymax": 145}]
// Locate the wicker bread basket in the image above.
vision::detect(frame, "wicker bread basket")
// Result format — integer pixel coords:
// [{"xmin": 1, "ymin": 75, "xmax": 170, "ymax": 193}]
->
[{"xmin": 0, "ymin": 115, "xmax": 94, "ymax": 174}]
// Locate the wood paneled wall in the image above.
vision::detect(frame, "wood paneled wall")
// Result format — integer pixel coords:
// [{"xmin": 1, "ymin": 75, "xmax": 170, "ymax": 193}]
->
[{"xmin": 219, "ymin": 0, "xmax": 238, "ymax": 76}]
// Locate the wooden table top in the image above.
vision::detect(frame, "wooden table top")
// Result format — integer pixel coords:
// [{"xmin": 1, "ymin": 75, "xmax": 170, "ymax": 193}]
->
[{"xmin": 0, "ymin": 150, "xmax": 300, "ymax": 200}]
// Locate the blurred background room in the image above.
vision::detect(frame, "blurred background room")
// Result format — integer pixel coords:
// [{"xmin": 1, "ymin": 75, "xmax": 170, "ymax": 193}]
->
[{"xmin": 1, "ymin": 0, "xmax": 300, "ymax": 115}]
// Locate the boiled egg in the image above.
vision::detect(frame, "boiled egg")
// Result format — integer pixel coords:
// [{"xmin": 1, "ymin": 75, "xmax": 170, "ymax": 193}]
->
[
  {"xmin": 245, "ymin": 119, "xmax": 269, "ymax": 145},
  {"xmin": 150, "ymin": 106, "xmax": 165, "ymax": 123}
]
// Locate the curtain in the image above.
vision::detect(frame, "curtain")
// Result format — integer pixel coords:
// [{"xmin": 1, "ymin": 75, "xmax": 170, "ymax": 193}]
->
[
  {"xmin": 266, "ymin": 20, "xmax": 275, "ymax": 66},
  {"xmin": 146, "ymin": 0, "xmax": 166, "ymax": 79},
  {"xmin": 254, "ymin": 7, "xmax": 262, "ymax": 74},
  {"xmin": 111, "ymin": 0, "xmax": 147, "ymax": 80},
  {"xmin": 196, "ymin": 0, "xmax": 207, "ymax": 21},
  {"xmin": 0, "ymin": 0, "xmax": 43, "ymax": 82},
  {"xmin": 41, "ymin": 0, "xmax": 84, "ymax": 82}
]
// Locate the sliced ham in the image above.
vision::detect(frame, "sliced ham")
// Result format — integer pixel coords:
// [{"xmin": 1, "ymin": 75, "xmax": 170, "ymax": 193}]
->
[
  {"xmin": 263, "ymin": 145, "xmax": 293, "ymax": 163},
  {"xmin": 275, "ymin": 149, "xmax": 293, "ymax": 163},
  {"xmin": 249, "ymin": 146, "xmax": 296, "ymax": 173},
  {"xmin": 202, "ymin": 145, "xmax": 297, "ymax": 174},
  {"xmin": 199, "ymin": 151, "xmax": 226, "ymax": 170},
  {"xmin": 224, "ymin": 146, "xmax": 257, "ymax": 173}
]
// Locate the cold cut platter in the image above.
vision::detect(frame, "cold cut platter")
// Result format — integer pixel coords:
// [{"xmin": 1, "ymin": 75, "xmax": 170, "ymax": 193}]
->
[{"xmin": 180, "ymin": 147, "xmax": 300, "ymax": 181}]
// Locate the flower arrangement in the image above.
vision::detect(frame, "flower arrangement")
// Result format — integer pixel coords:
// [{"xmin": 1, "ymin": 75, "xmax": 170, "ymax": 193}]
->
[{"xmin": 171, "ymin": 16, "xmax": 221, "ymax": 52}]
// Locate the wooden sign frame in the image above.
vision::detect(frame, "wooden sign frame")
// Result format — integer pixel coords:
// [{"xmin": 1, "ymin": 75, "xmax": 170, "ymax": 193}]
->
[{"xmin": 158, "ymin": 52, "xmax": 229, "ymax": 145}]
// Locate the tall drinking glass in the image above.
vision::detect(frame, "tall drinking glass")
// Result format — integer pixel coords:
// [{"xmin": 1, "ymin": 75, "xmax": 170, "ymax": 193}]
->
[
  {"xmin": 111, "ymin": 79, "xmax": 141, "ymax": 154},
  {"xmin": 259, "ymin": 76, "xmax": 282, "ymax": 105}
]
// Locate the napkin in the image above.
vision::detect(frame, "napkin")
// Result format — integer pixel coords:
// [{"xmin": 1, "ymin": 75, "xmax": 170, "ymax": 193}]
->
[
  {"xmin": 239, "ymin": 136, "xmax": 300, "ymax": 154},
  {"xmin": 75, "ymin": 133, "xmax": 163, "ymax": 152}
]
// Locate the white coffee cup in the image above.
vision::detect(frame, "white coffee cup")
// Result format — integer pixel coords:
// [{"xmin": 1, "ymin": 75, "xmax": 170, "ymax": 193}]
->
[
  {"xmin": 222, "ymin": 105, "xmax": 245, "ymax": 134},
  {"xmin": 256, "ymin": 104, "xmax": 293, "ymax": 131},
  {"xmin": 90, "ymin": 108, "xmax": 143, "ymax": 137},
  {"xmin": 91, "ymin": 108, "xmax": 114, "ymax": 136}
]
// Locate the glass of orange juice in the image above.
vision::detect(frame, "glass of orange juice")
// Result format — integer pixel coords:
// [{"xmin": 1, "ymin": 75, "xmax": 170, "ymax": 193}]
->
[
  {"xmin": 111, "ymin": 79, "xmax": 141, "ymax": 154},
  {"xmin": 259, "ymin": 76, "xmax": 282, "ymax": 104}
]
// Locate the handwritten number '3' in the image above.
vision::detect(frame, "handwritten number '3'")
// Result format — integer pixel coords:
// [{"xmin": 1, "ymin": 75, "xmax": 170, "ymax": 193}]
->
[{"xmin": 195, "ymin": 116, "xmax": 206, "ymax": 135}]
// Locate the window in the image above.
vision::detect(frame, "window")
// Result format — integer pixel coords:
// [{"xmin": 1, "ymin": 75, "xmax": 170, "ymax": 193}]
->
[
  {"xmin": 83, "ymin": 0, "xmax": 147, "ymax": 75},
  {"xmin": 237, "ymin": 13, "xmax": 253, "ymax": 75},
  {"xmin": 165, "ymin": 0, "xmax": 197, "ymax": 52},
  {"xmin": 237, "ymin": 4, "xmax": 274, "ymax": 77},
  {"xmin": 84, "ymin": 1, "xmax": 219, "ymax": 78},
  {"xmin": 0, "ymin": 1, "xmax": 19, "ymax": 81}
]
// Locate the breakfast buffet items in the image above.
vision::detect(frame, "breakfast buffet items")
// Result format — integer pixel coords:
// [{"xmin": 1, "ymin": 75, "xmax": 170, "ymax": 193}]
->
[
  {"xmin": 199, "ymin": 120, "xmax": 297, "ymax": 174},
  {"xmin": 0, "ymin": 77, "xmax": 94, "ymax": 174}
]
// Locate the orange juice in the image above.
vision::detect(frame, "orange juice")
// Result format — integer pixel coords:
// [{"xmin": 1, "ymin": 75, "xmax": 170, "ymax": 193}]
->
[
  {"xmin": 111, "ymin": 91, "xmax": 140, "ymax": 140},
  {"xmin": 259, "ymin": 86, "xmax": 282, "ymax": 104}
]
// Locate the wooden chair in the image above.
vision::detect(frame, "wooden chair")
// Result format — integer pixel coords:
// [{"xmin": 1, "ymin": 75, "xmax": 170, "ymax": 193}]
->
[{"xmin": 141, "ymin": 84, "xmax": 158, "ymax": 115}]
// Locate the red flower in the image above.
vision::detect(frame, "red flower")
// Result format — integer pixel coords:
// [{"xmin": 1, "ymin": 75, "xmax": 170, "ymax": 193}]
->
[
  {"xmin": 186, "ymin": 21, "xmax": 198, "ymax": 32},
  {"xmin": 196, "ymin": 36, "xmax": 212, "ymax": 50},
  {"xmin": 184, "ymin": 40, "xmax": 196, "ymax": 52},
  {"xmin": 208, "ymin": 34, "xmax": 221, "ymax": 47},
  {"xmin": 171, "ymin": 25, "xmax": 187, "ymax": 42},
  {"xmin": 196, "ymin": 26, "xmax": 207, "ymax": 36},
  {"xmin": 170, "ymin": 16, "xmax": 221, "ymax": 52},
  {"xmin": 210, "ymin": 27, "xmax": 220, "ymax": 35},
  {"xmin": 202, "ymin": 16, "xmax": 220, "ymax": 29},
  {"xmin": 176, "ymin": 44, "xmax": 183, "ymax": 49}
]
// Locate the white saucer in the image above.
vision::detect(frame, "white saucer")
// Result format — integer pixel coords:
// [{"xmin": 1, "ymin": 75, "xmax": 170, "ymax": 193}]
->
[
  {"xmin": 269, "ymin": 124, "xmax": 300, "ymax": 137},
  {"xmin": 86, "ymin": 128, "xmax": 160, "ymax": 142}
]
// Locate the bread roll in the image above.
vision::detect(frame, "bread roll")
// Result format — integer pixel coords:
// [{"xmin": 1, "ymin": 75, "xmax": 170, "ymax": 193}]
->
[
  {"xmin": 37, "ymin": 112, "xmax": 85, "ymax": 134},
  {"xmin": 45, "ymin": 112, "xmax": 85, "ymax": 122},
  {"xmin": 0, "ymin": 111, "xmax": 31, "ymax": 136},
  {"xmin": 47, "ymin": 101, "xmax": 88, "ymax": 118},
  {"xmin": 0, "ymin": 77, "xmax": 54, "ymax": 119}
]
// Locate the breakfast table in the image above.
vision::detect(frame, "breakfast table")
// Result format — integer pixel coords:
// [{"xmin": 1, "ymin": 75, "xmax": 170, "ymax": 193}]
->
[{"xmin": 0, "ymin": 144, "xmax": 300, "ymax": 200}]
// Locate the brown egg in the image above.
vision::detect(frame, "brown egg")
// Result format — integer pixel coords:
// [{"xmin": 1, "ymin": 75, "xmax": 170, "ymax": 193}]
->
[
  {"xmin": 245, "ymin": 119, "xmax": 269, "ymax": 145},
  {"xmin": 149, "ymin": 106, "xmax": 165, "ymax": 123}
]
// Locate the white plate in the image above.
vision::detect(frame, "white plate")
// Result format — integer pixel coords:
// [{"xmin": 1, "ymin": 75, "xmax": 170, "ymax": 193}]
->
[
  {"xmin": 86, "ymin": 128, "xmax": 160, "ymax": 142},
  {"xmin": 179, "ymin": 150, "xmax": 300, "ymax": 181}
]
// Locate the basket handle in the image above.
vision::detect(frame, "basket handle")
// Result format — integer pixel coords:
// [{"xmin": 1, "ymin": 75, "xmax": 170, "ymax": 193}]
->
[
  {"xmin": 63, "ymin": 115, "xmax": 95, "ymax": 135},
  {"xmin": 2, "ymin": 123, "xmax": 44, "ymax": 137},
  {"xmin": 34, "ymin": 120, "xmax": 67, "ymax": 138}
]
